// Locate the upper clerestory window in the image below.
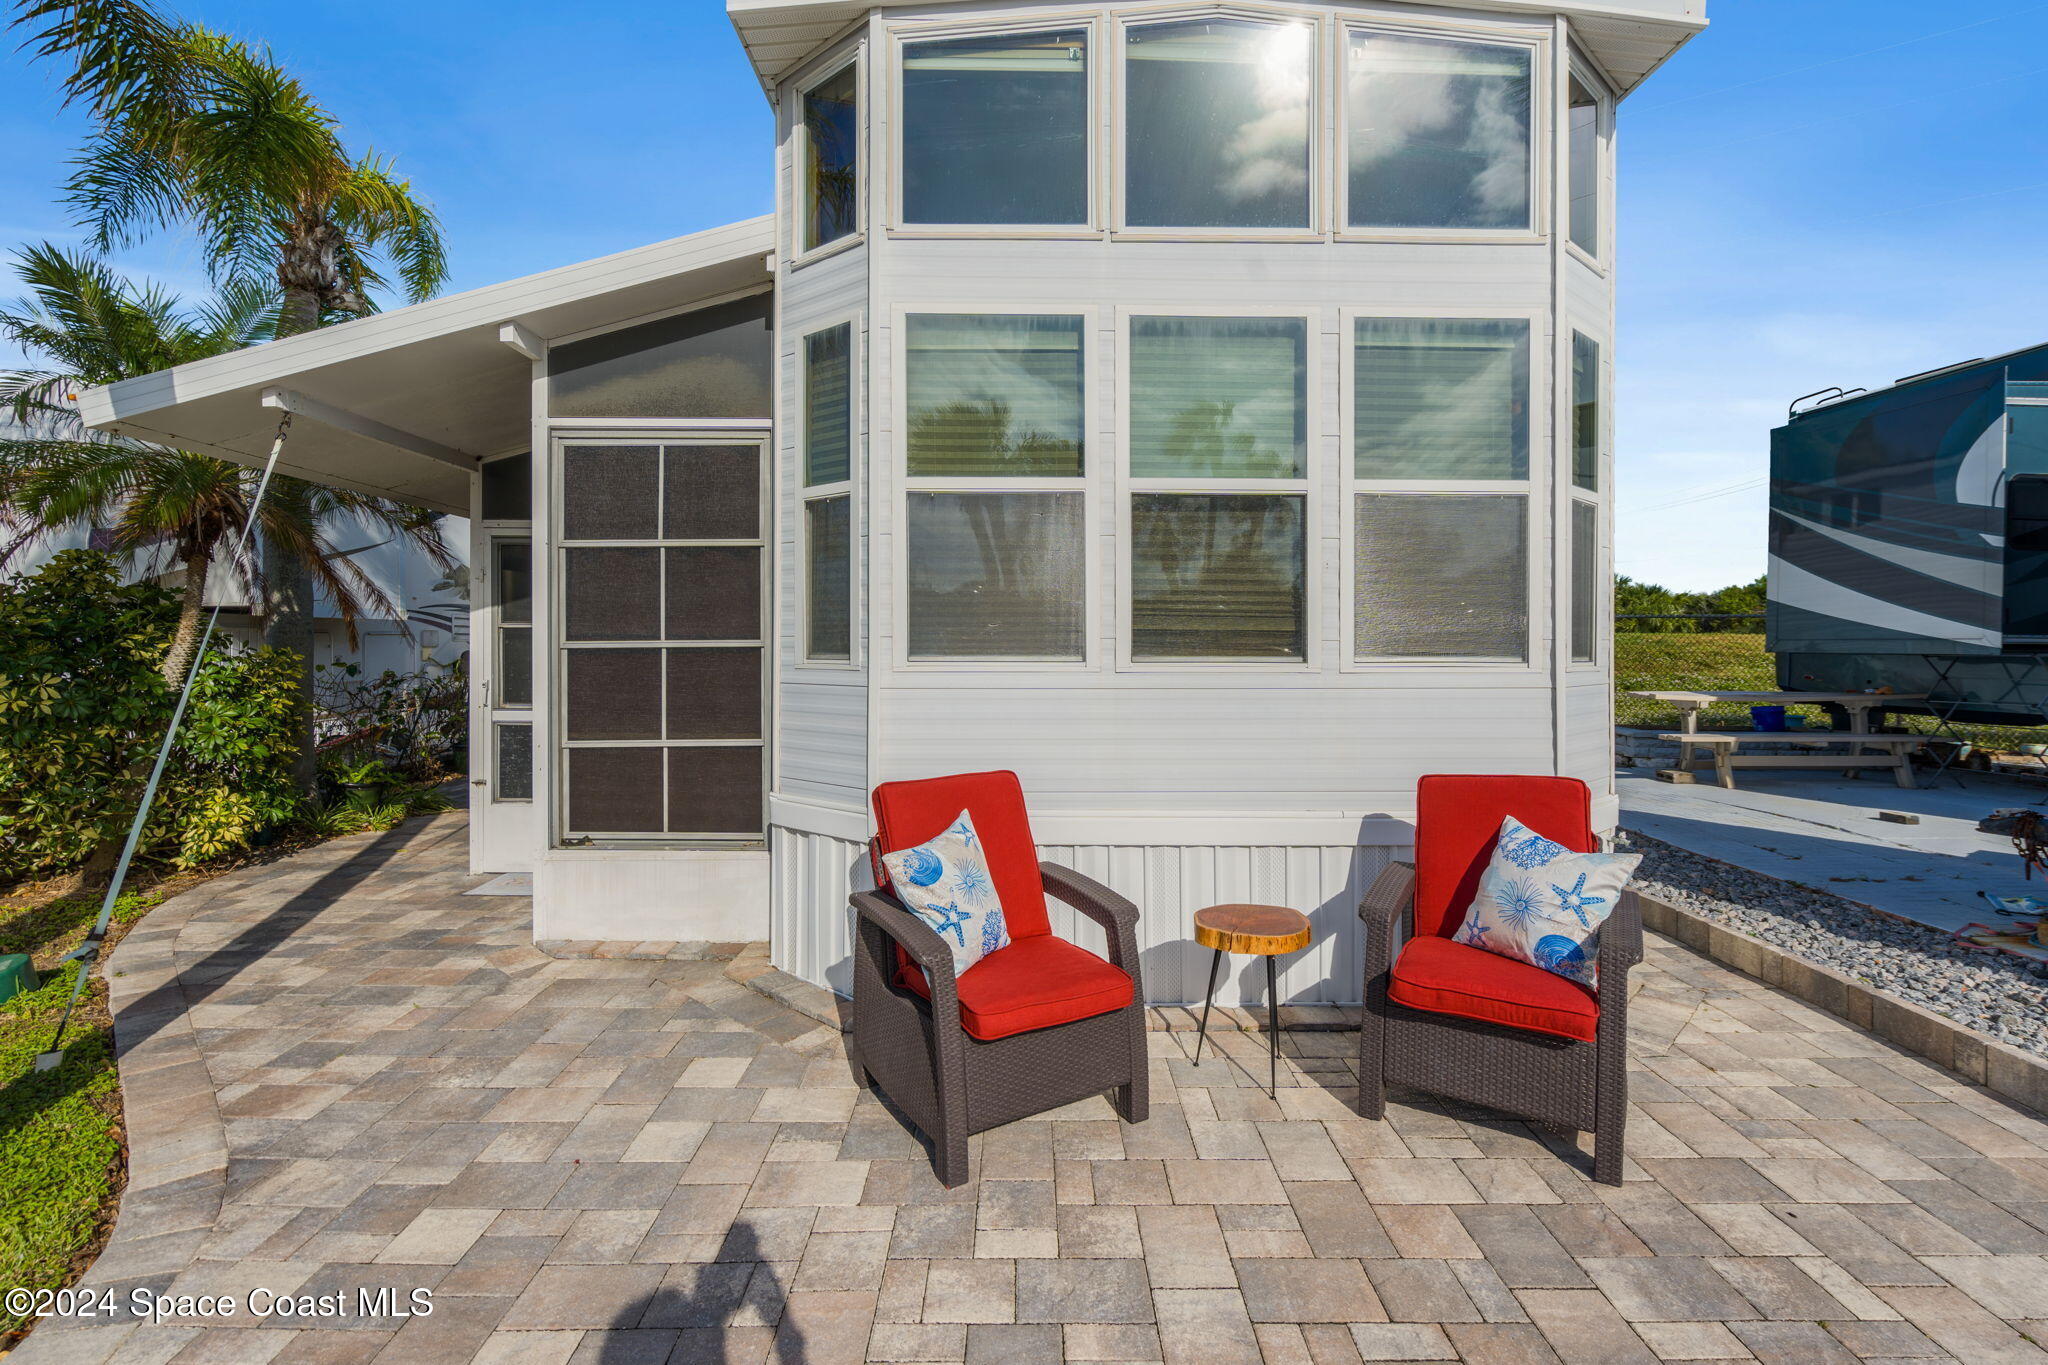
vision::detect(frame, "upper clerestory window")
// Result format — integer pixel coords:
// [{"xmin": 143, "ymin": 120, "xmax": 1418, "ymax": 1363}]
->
[
  {"xmin": 901, "ymin": 29, "xmax": 1090, "ymax": 227},
  {"xmin": 801, "ymin": 62, "xmax": 859, "ymax": 253},
  {"xmin": 1345, "ymin": 30, "xmax": 1534, "ymax": 233},
  {"xmin": 1123, "ymin": 17, "xmax": 1313, "ymax": 231}
]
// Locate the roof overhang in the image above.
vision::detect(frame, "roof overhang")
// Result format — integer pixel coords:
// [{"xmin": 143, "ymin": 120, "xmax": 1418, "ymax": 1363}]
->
[
  {"xmin": 728, "ymin": 0, "xmax": 1705, "ymax": 98},
  {"xmin": 77, "ymin": 216, "xmax": 775, "ymax": 516}
]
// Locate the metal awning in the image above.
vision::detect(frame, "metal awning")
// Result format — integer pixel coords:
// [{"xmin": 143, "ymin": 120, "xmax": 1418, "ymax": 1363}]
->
[
  {"xmin": 77, "ymin": 216, "xmax": 775, "ymax": 515},
  {"xmin": 727, "ymin": 0, "xmax": 1706, "ymax": 97}
]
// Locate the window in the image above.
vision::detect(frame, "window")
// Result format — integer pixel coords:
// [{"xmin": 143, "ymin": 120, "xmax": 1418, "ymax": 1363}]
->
[
  {"xmin": 481, "ymin": 452, "xmax": 531, "ymax": 520},
  {"xmin": 904, "ymin": 314, "xmax": 1086, "ymax": 659},
  {"xmin": 902, "ymin": 29, "xmax": 1088, "ymax": 226},
  {"xmin": 558, "ymin": 442, "xmax": 765, "ymax": 839},
  {"xmin": 1571, "ymin": 499, "xmax": 1598, "ymax": 663},
  {"xmin": 1124, "ymin": 17, "xmax": 1313, "ymax": 230},
  {"xmin": 1346, "ymin": 31, "xmax": 1532, "ymax": 232},
  {"xmin": 547, "ymin": 295, "xmax": 773, "ymax": 420},
  {"xmin": 1572, "ymin": 332, "xmax": 1601, "ymax": 491},
  {"xmin": 1354, "ymin": 317, "xmax": 1528, "ymax": 480},
  {"xmin": 1568, "ymin": 75, "xmax": 1601, "ymax": 256},
  {"xmin": 1127, "ymin": 315, "xmax": 1308, "ymax": 661},
  {"xmin": 804, "ymin": 323, "xmax": 854, "ymax": 661},
  {"xmin": 802, "ymin": 63, "xmax": 859, "ymax": 252},
  {"xmin": 490, "ymin": 535, "xmax": 533, "ymax": 802},
  {"xmin": 1355, "ymin": 494, "xmax": 1527, "ymax": 660}
]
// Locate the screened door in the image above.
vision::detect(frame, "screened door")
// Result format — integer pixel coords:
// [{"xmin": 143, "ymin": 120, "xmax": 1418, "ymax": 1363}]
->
[{"xmin": 556, "ymin": 437, "xmax": 767, "ymax": 842}]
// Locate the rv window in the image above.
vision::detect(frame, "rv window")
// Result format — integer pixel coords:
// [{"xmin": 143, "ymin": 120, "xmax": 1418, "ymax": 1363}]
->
[
  {"xmin": 1346, "ymin": 31, "xmax": 1533, "ymax": 232},
  {"xmin": 906, "ymin": 314, "xmax": 1084, "ymax": 476},
  {"xmin": 1354, "ymin": 318, "xmax": 1529, "ymax": 480},
  {"xmin": 1355, "ymin": 493, "xmax": 1528, "ymax": 660},
  {"xmin": 1568, "ymin": 75, "xmax": 1601, "ymax": 255},
  {"xmin": 806, "ymin": 496, "xmax": 852, "ymax": 660},
  {"xmin": 1572, "ymin": 332, "xmax": 1601, "ymax": 491},
  {"xmin": 2006, "ymin": 477, "xmax": 2048, "ymax": 644},
  {"xmin": 1132, "ymin": 493, "xmax": 1306, "ymax": 660},
  {"xmin": 1130, "ymin": 316, "xmax": 1306, "ymax": 479},
  {"xmin": 1571, "ymin": 499, "xmax": 1598, "ymax": 663},
  {"xmin": 902, "ymin": 29, "xmax": 1089, "ymax": 226},
  {"xmin": 803, "ymin": 62, "xmax": 859, "ymax": 251},
  {"xmin": 803, "ymin": 322, "xmax": 856, "ymax": 662},
  {"xmin": 547, "ymin": 295, "xmax": 773, "ymax": 420},
  {"xmin": 905, "ymin": 491, "xmax": 1085, "ymax": 660},
  {"xmin": 1124, "ymin": 17, "xmax": 1312, "ymax": 230}
]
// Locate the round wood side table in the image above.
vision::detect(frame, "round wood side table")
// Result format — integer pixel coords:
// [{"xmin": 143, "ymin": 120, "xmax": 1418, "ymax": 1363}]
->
[{"xmin": 1192, "ymin": 903, "xmax": 1312, "ymax": 1097}]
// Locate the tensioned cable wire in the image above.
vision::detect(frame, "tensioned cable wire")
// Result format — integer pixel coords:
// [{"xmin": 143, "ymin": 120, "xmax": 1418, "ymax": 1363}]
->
[{"xmin": 36, "ymin": 411, "xmax": 294, "ymax": 1066}]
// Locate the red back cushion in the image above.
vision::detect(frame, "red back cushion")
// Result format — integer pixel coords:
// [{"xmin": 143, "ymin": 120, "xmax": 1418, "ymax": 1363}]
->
[
  {"xmin": 1412, "ymin": 775, "xmax": 1594, "ymax": 940},
  {"xmin": 871, "ymin": 770, "xmax": 1051, "ymax": 940}
]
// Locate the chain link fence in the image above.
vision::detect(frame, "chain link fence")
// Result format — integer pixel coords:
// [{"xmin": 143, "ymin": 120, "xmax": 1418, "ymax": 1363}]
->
[{"xmin": 1614, "ymin": 614, "xmax": 1777, "ymax": 729}]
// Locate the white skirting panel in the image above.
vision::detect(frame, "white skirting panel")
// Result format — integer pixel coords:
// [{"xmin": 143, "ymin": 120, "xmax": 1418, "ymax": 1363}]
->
[{"xmin": 770, "ymin": 826, "xmax": 1400, "ymax": 1007}]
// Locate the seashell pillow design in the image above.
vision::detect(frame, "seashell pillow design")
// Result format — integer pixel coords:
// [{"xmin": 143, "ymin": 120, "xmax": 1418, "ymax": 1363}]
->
[
  {"xmin": 880, "ymin": 808, "xmax": 1012, "ymax": 976},
  {"xmin": 1450, "ymin": 815, "xmax": 1640, "ymax": 989}
]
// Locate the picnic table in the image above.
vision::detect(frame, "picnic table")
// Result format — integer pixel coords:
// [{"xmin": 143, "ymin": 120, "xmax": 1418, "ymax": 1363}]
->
[{"xmin": 1627, "ymin": 690, "xmax": 1931, "ymax": 790}]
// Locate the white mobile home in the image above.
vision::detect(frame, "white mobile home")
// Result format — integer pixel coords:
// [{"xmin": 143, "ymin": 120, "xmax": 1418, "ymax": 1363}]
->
[{"xmin": 77, "ymin": 0, "xmax": 1704, "ymax": 1005}]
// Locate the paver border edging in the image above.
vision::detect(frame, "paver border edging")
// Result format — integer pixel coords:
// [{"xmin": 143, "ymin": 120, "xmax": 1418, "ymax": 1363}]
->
[{"xmin": 1637, "ymin": 890, "xmax": 2048, "ymax": 1114}]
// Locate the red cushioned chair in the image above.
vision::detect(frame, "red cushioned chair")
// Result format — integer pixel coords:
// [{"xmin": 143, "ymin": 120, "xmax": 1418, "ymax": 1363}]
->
[
  {"xmin": 849, "ymin": 771, "xmax": 1148, "ymax": 1186},
  {"xmin": 1358, "ymin": 775, "xmax": 1642, "ymax": 1185}
]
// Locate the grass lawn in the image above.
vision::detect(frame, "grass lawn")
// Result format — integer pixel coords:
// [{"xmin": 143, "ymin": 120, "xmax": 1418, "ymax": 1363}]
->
[{"xmin": 0, "ymin": 888, "xmax": 163, "ymax": 1342}]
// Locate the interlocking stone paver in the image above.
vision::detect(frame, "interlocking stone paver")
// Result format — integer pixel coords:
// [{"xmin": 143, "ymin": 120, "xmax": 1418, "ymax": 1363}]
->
[{"xmin": 29, "ymin": 806, "xmax": 2048, "ymax": 1363}]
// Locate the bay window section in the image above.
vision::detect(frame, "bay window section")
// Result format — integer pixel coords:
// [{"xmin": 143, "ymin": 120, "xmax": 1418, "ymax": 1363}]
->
[
  {"xmin": 802, "ymin": 63, "xmax": 858, "ymax": 253},
  {"xmin": 904, "ymin": 314, "xmax": 1086, "ymax": 660},
  {"xmin": 1346, "ymin": 31, "xmax": 1532, "ymax": 232},
  {"xmin": 1572, "ymin": 499, "xmax": 1598, "ymax": 663},
  {"xmin": 1568, "ymin": 75, "xmax": 1601, "ymax": 256},
  {"xmin": 803, "ymin": 323, "xmax": 853, "ymax": 661},
  {"xmin": 1573, "ymin": 332, "xmax": 1601, "ymax": 491},
  {"xmin": 902, "ymin": 29, "xmax": 1088, "ymax": 226},
  {"xmin": 1355, "ymin": 494, "xmax": 1528, "ymax": 661},
  {"xmin": 1124, "ymin": 17, "xmax": 1312, "ymax": 230},
  {"xmin": 1355, "ymin": 317, "xmax": 1528, "ymax": 480},
  {"xmin": 1129, "ymin": 315, "xmax": 1308, "ymax": 660}
]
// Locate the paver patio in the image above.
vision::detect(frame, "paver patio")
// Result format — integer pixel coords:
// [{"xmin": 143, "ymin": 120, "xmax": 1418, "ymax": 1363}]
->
[{"xmin": 18, "ymin": 808, "xmax": 2048, "ymax": 1364}]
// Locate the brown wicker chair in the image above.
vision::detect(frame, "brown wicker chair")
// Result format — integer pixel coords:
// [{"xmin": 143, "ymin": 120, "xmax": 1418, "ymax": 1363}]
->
[
  {"xmin": 850, "ymin": 771, "xmax": 1148, "ymax": 1187},
  {"xmin": 1357, "ymin": 775, "xmax": 1642, "ymax": 1185}
]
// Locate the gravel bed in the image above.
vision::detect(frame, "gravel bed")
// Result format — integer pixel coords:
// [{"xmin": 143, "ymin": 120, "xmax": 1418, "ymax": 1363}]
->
[{"xmin": 1617, "ymin": 828, "xmax": 2048, "ymax": 1061}]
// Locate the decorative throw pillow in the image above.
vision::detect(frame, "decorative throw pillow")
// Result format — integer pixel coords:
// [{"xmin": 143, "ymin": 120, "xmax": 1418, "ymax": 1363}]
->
[
  {"xmin": 1451, "ymin": 815, "xmax": 1640, "ymax": 989},
  {"xmin": 880, "ymin": 809, "xmax": 1011, "ymax": 977}
]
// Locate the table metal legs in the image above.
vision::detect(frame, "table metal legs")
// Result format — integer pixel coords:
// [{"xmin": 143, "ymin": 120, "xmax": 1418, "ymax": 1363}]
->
[
  {"xmin": 1266, "ymin": 955, "xmax": 1280, "ymax": 1098},
  {"xmin": 1193, "ymin": 947, "xmax": 1283, "ymax": 1098},
  {"xmin": 1194, "ymin": 946, "xmax": 1223, "ymax": 1064}
]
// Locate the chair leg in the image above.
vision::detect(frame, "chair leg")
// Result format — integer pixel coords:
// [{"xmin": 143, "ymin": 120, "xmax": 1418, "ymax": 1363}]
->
[
  {"xmin": 935, "ymin": 1125, "xmax": 971, "ymax": 1189},
  {"xmin": 1115, "ymin": 1002, "xmax": 1150, "ymax": 1125},
  {"xmin": 1356, "ymin": 1000, "xmax": 1386, "ymax": 1121},
  {"xmin": 1593, "ymin": 1020, "xmax": 1628, "ymax": 1187}
]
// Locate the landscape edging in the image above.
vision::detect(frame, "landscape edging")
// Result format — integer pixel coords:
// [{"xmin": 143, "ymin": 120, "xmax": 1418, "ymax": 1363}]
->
[{"xmin": 1637, "ymin": 891, "xmax": 2048, "ymax": 1113}]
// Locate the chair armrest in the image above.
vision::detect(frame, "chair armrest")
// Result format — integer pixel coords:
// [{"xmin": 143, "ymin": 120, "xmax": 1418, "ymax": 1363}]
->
[
  {"xmin": 1359, "ymin": 862, "xmax": 1415, "ymax": 927},
  {"xmin": 1040, "ymin": 861, "xmax": 1142, "ymax": 976},
  {"xmin": 1359, "ymin": 861, "xmax": 1415, "ymax": 983},
  {"xmin": 850, "ymin": 889, "xmax": 960, "ymax": 1010},
  {"xmin": 1597, "ymin": 889, "xmax": 1644, "ymax": 1016}
]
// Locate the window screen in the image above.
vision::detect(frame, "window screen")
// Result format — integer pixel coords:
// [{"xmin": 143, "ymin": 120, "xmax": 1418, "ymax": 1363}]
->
[
  {"xmin": 559, "ymin": 440, "xmax": 766, "ymax": 839},
  {"xmin": 1573, "ymin": 333, "xmax": 1601, "ymax": 492},
  {"xmin": 1132, "ymin": 493, "xmax": 1305, "ymax": 659},
  {"xmin": 903, "ymin": 29, "xmax": 1088, "ymax": 226},
  {"xmin": 1572, "ymin": 500, "xmax": 1598, "ymax": 663},
  {"xmin": 1355, "ymin": 318, "xmax": 1528, "ymax": 480},
  {"xmin": 547, "ymin": 295, "xmax": 773, "ymax": 420},
  {"xmin": 1355, "ymin": 493, "xmax": 1527, "ymax": 659},
  {"xmin": 495, "ymin": 724, "xmax": 533, "ymax": 802},
  {"xmin": 1346, "ymin": 32, "xmax": 1532, "ymax": 231},
  {"xmin": 481, "ymin": 452, "xmax": 531, "ymax": 521},
  {"xmin": 906, "ymin": 315, "xmax": 1084, "ymax": 477},
  {"xmin": 1125, "ymin": 18, "xmax": 1312, "ymax": 229},
  {"xmin": 805, "ymin": 63, "xmax": 859, "ymax": 251},
  {"xmin": 906, "ymin": 491, "xmax": 1085, "ymax": 659},
  {"xmin": 1569, "ymin": 76, "xmax": 1600, "ymax": 255},
  {"xmin": 1130, "ymin": 317, "xmax": 1306, "ymax": 479},
  {"xmin": 494, "ymin": 539, "xmax": 533, "ymax": 709}
]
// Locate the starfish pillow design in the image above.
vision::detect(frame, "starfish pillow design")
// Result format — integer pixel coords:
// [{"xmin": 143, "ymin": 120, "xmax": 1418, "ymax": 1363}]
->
[{"xmin": 1548, "ymin": 872, "xmax": 1607, "ymax": 929}]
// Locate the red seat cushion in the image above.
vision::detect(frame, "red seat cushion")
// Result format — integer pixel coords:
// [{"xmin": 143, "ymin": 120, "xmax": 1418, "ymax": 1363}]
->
[
  {"xmin": 895, "ymin": 935, "xmax": 1133, "ymax": 1041},
  {"xmin": 1387, "ymin": 935, "xmax": 1598, "ymax": 1042},
  {"xmin": 1414, "ymin": 775, "xmax": 1595, "ymax": 940},
  {"xmin": 872, "ymin": 771, "xmax": 1050, "ymax": 939}
]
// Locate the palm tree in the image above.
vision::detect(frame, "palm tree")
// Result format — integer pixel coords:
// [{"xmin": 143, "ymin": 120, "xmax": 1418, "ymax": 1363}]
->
[
  {"xmin": 0, "ymin": 242, "xmax": 458, "ymax": 687},
  {"xmin": 13, "ymin": 0, "xmax": 452, "ymax": 787}
]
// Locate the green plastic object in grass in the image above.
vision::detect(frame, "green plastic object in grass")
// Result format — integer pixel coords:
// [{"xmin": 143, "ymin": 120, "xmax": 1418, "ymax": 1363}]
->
[{"xmin": 0, "ymin": 953, "xmax": 37, "ymax": 1004}]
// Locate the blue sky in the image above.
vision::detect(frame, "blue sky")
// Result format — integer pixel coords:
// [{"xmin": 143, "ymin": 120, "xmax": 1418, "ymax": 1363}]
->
[{"xmin": 5, "ymin": 1, "xmax": 2048, "ymax": 591}]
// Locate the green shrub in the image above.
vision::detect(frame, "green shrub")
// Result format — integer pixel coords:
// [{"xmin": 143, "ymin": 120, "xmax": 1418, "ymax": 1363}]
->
[{"xmin": 0, "ymin": 551, "xmax": 303, "ymax": 879}]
